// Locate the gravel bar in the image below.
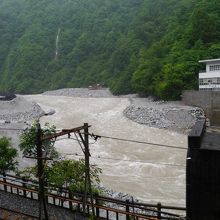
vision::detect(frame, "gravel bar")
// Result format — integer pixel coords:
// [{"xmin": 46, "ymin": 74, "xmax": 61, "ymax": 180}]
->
[
  {"xmin": 123, "ymin": 100, "xmax": 205, "ymax": 133},
  {"xmin": 0, "ymin": 96, "xmax": 44, "ymax": 123},
  {"xmin": 43, "ymin": 88, "xmax": 114, "ymax": 98},
  {"xmin": 42, "ymin": 88, "xmax": 205, "ymax": 133}
]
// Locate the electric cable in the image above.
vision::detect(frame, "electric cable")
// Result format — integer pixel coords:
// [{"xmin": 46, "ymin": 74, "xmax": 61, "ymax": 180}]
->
[
  {"xmin": 80, "ymin": 132, "xmax": 187, "ymax": 150},
  {"xmin": 0, "ymin": 127, "xmax": 187, "ymax": 150},
  {"xmin": 0, "ymin": 128, "xmax": 187, "ymax": 150}
]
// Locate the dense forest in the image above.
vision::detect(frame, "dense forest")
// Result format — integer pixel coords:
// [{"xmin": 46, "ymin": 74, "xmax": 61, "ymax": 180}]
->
[{"xmin": 0, "ymin": 0, "xmax": 220, "ymax": 100}]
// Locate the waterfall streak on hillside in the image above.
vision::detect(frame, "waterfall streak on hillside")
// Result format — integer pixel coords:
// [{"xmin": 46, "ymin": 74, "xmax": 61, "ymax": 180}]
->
[{"xmin": 55, "ymin": 28, "xmax": 61, "ymax": 60}]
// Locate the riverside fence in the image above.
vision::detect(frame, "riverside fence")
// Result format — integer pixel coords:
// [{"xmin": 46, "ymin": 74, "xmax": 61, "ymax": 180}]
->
[{"xmin": 0, "ymin": 174, "xmax": 186, "ymax": 220}]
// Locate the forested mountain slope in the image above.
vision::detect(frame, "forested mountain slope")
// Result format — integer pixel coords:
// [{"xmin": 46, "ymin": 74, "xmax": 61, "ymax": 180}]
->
[{"xmin": 0, "ymin": 0, "xmax": 220, "ymax": 99}]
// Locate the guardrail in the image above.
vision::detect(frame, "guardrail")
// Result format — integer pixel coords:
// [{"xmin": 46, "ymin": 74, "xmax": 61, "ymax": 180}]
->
[{"xmin": 0, "ymin": 174, "xmax": 186, "ymax": 220}]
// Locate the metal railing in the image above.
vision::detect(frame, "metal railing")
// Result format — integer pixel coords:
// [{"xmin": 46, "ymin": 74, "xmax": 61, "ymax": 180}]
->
[{"xmin": 0, "ymin": 174, "xmax": 186, "ymax": 220}]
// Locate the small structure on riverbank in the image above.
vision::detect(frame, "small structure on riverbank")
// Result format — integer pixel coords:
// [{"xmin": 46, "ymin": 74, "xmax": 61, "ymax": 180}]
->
[
  {"xmin": 0, "ymin": 92, "xmax": 16, "ymax": 101},
  {"xmin": 88, "ymin": 83, "xmax": 104, "ymax": 90}
]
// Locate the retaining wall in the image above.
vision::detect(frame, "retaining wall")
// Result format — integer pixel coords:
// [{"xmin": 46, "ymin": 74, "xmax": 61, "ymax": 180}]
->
[{"xmin": 182, "ymin": 90, "xmax": 220, "ymax": 125}]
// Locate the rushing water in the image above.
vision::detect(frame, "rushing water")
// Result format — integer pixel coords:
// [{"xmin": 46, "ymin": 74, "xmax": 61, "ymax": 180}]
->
[{"xmin": 24, "ymin": 95, "xmax": 187, "ymax": 207}]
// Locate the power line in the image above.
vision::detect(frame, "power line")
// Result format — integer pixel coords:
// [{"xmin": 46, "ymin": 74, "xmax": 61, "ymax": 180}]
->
[
  {"xmin": 55, "ymin": 136, "xmax": 97, "ymax": 145},
  {"xmin": 0, "ymin": 126, "xmax": 185, "ymax": 166},
  {"xmin": 84, "ymin": 132, "xmax": 187, "ymax": 150},
  {"xmin": 63, "ymin": 153, "xmax": 186, "ymax": 168},
  {"xmin": 0, "ymin": 127, "xmax": 187, "ymax": 150}
]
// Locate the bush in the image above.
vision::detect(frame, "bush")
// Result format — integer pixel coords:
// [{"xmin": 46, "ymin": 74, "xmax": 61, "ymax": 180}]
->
[{"xmin": 0, "ymin": 137, "xmax": 17, "ymax": 173}]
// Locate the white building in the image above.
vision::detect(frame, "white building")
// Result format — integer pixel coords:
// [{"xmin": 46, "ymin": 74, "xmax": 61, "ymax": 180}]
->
[{"xmin": 199, "ymin": 58, "xmax": 220, "ymax": 91}]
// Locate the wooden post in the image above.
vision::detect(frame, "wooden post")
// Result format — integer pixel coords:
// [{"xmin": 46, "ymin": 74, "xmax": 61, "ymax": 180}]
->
[
  {"xmin": 36, "ymin": 122, "xmax": 48, "ymax": 220},
  {"xmin": 157, "ymin": 202, "xmax": 161, "ymax": 220},
  {"xmin": 77, "ymin": 203, "xmax": 81, "ymax": 212},
  {"xmin": 95, "ymin": 198, "xmax": 100, "ymax": 217},
  {"xmin": 126, "ymin": 200, "xmax": 130, "ymax": 220},
  {"xmin": 83, "ymin": 125, "xmax": 88, "ymax": 214},
  {"xmin": 116, "ymin": 212, "xmax": 119, "ymax": 220},
  {"xmin": 3, "ymin": 172, "xmax": 7, "ymax": 192},
  {"xmin": 22, "ymin": 177, "xmax": 27, "ymax": 197},
  {"xmin": 44, "ymin": 181, "xmax": 48, "ymax": 203},
  {"xmin": 83, "ymin": 123, "xmax": 95, "ymax": 216},
  {"xmin": 69, "ymin": 192, "xmax": 73, "ymax": 210},
  {"xmin": 106, "ymin": 210, "xmax": 109, "ymax": 220}
]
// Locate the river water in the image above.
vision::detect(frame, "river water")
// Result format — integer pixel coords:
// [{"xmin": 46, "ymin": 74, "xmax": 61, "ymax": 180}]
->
[{"xmin": 24, "ymin": 95, "xmax": 187, "ymax": 207}]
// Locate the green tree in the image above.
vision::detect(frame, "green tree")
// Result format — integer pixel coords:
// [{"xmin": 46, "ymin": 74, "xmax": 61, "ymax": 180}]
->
[
  {"xmin": 0, "ymin": 0, "xmax": 220, "ymax": 99},
  {"xmin": 47, "ymin": 159, "xmax": 101, "ymax": 193},
  {"xmin": 190, "ymin": 7, "xmax": 219, "ymax": 44},
  {"xmin": 18, "ymin": 159, "xmax": 102, "ymax": 194},
  {"xmin": 19, "ymin": 122, "xmax": 58, "ymax": 159},
  {"xmin": 18, "ymin": 122, "xmax": 101, "ymax": 194},
  {"xmin": 0, "ymin": 137, "xmax": 17, "ymax": 173}
]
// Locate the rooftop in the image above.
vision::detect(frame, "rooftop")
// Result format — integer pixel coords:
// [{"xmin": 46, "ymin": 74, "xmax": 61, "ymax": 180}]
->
[{"xmin": 199, "ymin": 58, "xmax": 220, "ymax": 63}]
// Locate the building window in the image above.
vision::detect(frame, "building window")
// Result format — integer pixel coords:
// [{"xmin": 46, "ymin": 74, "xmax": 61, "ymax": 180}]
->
[
  {"xmin": 199, "ymin": 78, "xmax": 220, "ymax": 85},
  {"xmin": 209, "ymin": 65, "xmax": 220, "ymax": 71}
]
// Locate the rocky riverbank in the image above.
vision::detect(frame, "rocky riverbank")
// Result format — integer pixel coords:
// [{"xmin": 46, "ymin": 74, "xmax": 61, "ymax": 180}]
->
[
  {"xmin": 0, "ymin": 96, "xmax": 43, "ymax": 123},
  {"xmin": 43, "ymin": 88, "xmax": 205, "ymax": 133},
  {"xmin": 43, "ymin": 88, "xmax": 114, "ymax": 98},
  {"xmin": 123, "ymin": 99, "xmax": 205, "ymax": 133}
]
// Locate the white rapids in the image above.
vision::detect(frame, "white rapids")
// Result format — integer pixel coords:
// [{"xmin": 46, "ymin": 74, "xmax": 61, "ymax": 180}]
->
[{"xmin": 24, "ymin": 94, "xmax": 187, "ymax": 206}]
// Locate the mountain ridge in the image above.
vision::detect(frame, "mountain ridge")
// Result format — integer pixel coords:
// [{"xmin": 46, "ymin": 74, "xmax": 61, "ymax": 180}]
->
[{"xmin": 0, "ymin": 0, "xmax": 219, "ymax": 100}]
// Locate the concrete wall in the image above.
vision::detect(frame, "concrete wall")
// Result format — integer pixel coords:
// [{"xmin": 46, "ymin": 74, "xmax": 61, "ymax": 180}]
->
[{"xmin": 182, "ymin": 90, "xmax": 220, "ymax": 125}]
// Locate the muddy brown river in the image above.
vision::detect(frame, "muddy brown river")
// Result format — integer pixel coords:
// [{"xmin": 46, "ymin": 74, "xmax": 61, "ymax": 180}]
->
[{"xmin": 24, "ymin": 95, "xmax": 187, "ymax": 206}]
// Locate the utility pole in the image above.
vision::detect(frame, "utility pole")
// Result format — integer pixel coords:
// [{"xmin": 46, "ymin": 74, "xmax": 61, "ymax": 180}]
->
[
  {"xmin": 26, "ymin": 110, "xmax": 55, "ymax": 220},
  {"xmin": 40, "ymin": 123, "xmax": 95, "ymax": 216},
  {"xmin": 36, "ymin": 122, "xmax": 48, "ymax": 220},
  {"xmin": 83, "ymin": 123, "xmax": 95, "ymax": 216}
]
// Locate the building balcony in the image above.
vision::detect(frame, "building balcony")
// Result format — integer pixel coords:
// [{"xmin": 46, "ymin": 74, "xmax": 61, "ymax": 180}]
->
[{"xmin": 199, "ymin": 71, "xmax": 220, "ymax": 78}]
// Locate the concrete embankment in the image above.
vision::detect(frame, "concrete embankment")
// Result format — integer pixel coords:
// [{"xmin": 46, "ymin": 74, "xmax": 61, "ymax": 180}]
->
[{"xmin": 182, "ymin": 90, "xmax": 220, "ymax": 125}]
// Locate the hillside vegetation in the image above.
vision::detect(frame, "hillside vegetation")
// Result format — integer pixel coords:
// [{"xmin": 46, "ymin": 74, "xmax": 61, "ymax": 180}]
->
[{"xmin": 0, "ymin": 0, "xmax": 220, "ymax": 99}]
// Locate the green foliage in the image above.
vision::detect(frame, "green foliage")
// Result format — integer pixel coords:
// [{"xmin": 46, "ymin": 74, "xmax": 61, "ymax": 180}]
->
[
  {"xmin": 18, "ymin": 159, "xmax": 102, "ymax": 194},
  {"xmin": 19, "ymin": 122, "xmax": 58, "ymax": 159},
  {"xmin": 0, "ymin": 137, "xmax": 17, "ymax": 173},
  {"xmin": 47, "ymin": 159, "xmax": 101, "ymax": 193},
  {"xmin": 0, "ymin": 0, "xmax": 220, "ymax": 99},
  {"xmin": 17, "ymin": 166, "xmax": 37, "ymax": 179}
]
